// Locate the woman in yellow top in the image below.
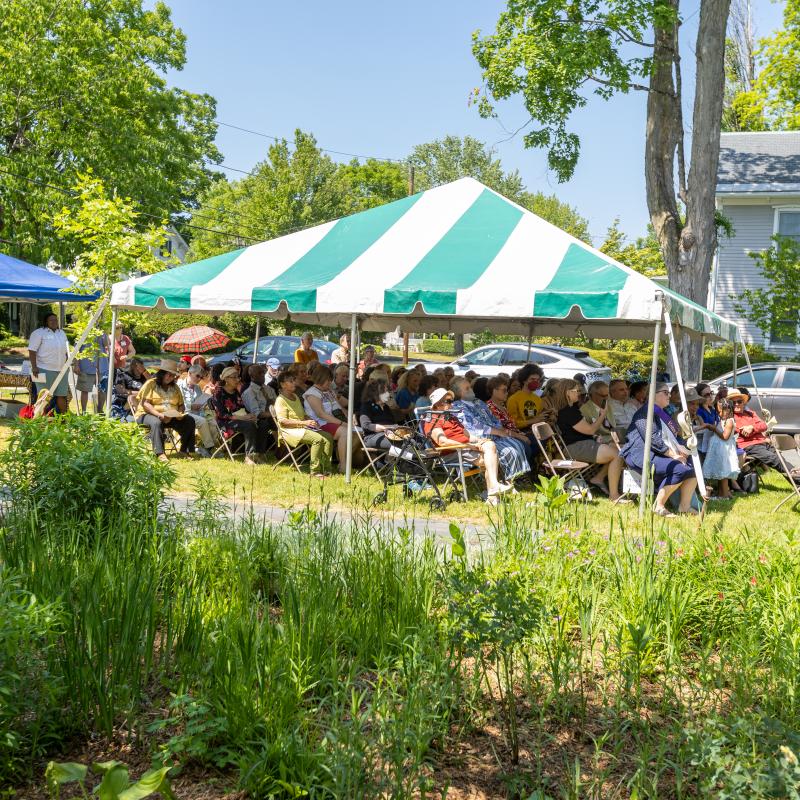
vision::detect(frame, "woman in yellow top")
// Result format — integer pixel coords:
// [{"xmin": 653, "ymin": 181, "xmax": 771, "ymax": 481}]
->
[
  {"xmin": 273, "ymin": 370, "xmax": 334, "ymax": 478},
  {"xmin": 507, "ymin": 364, "xmax": 545, "ymax": 433},
  {"xmin": 136, "ymin": 358, "xmax": 197, "ymax": 462},
  {"xmin": 294, "ymin": 332, "xmax": 320, "ymax": 365}
]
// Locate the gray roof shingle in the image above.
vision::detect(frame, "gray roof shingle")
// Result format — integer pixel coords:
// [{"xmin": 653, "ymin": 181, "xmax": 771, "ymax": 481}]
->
[{"xmin": 717, "ymin": 132, "xmax": 800, "ymax": 192}]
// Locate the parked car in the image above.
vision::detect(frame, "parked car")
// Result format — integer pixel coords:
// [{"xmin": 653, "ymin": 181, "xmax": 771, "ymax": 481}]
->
[
  {"xmin": 207, "ymin": 335, "xmax": 338, "ymax": 367},
  {"xmin": 709, "ymin": 362, "xmax": 800, "ymax": 434},
  {"xmin": 449, "ymin": 343, "xmax": 612, "ymax": 383}
]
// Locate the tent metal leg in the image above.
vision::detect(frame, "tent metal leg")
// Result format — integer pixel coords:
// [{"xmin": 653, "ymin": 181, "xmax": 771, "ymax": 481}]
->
[
  {"xmin": 740, "ymin": 339, "xmax": 766, "ymax": 415},
  {"xmin": 105, "ymin": 308, "xmax": 116, "ymax": 418},
  {"xmin": 252, "ymin": 316, "xmax": 260, "ymax": 364},
  {"xmin": 664, "ymin": 315, "xmax": 707, "ymax": 501},
  {"xmin": 345, "ymin": 314, "xmax": 358, "ymax": 484},
  {"xmin": 733, "ymin": 338, "xmax": 738, "ymax": 387},
  {"xmin": 639, "ymin": 315, "xmax": 662, "ymax": 518}
]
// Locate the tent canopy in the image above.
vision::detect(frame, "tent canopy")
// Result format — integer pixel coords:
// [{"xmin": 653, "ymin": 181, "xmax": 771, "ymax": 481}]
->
[
  {"xmin": 0, "ymin": 252, "xmax": 98, "ymax": 303},
  {"xmin": 111, "ymin": 178, "xmax": 738, "ymax": 342}
]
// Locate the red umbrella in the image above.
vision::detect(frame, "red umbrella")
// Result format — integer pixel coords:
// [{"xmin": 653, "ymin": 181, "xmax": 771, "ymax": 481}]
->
[{"xmin": 163, "ymin": 325, "xmax": 230, "ymax": 354}]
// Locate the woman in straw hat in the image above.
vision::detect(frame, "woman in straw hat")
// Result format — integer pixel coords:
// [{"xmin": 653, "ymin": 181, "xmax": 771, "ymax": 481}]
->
[{"xmin": 136, "ymin": 359, "xmax": 197, "ymax": 462}]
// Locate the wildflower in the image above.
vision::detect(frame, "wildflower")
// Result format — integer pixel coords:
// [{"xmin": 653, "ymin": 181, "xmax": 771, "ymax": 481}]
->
[
  {"xmin": 780, "ymin": 746, "xmax": 799, "ymax": 766},
  {"xmin": 749, "ymin": 576, "xmax": 758, "ymax": 587},
  {"xmin": 588, "ymin": 549, "xmax": 596, "ymax": 556},
  {"xmin": 566, "ymin": 551, "xmax": 576, "ymax": 559},
  {"xmin": 758, "ymin": 553, "xmax": 767, "ymax": 564},
  {"xmin": 635, "ymin": 555, "xmax": 642, "ymax": 563},
  {"xmin": 675, "ymin": 548, "xmax": 685, "ymax": 558},
  {"xmin": 717, "ymin": 592, "xmax": 725, "ymax": 601},
  {"xmin": 704, "ymin": 549, "xmax": 712, "ymax": 558},
  {"xmin": 543, "ymin": 545, "xmax": 552, "ymax": 552},
  {"xmin": 717, "ymin": 543, "xmax": 724, "ymax": 554},
  {"xmin": 657, "ymin": 540, "xmax": 667, "ymax": 549},
  {"xmin": 719, "ymin": 555, "xmax": 727, "ymax": 564}
]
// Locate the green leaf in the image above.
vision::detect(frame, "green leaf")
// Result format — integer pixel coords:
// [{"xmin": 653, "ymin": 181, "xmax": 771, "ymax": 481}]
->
[
  {"xmin": 96, "ymin": 765, "xmax": 130, "ymax": 800},
  {"xmin": 117, "ymin": 767, "xmax": 173, "ymax": 800},
  {"xmin": 449, "ymin": 522, "xmax": 466, "ymax": 558},
  {"xmin": 46, "ymin": 761, "xmax": 87, "ymax": 790}
]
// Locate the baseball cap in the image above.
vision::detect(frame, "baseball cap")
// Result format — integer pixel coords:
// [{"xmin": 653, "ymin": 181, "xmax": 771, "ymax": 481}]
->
[
  {"xmin": 429, "ymin": 388, "xmax": 454, "ymax": 407},
  {"xmin": 267, "ymin": 357, "xmax": 281, "ymax": 369}
]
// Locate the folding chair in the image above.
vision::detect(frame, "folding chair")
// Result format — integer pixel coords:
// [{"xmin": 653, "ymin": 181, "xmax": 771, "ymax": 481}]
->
[
  {"xmin": 530, "ymin": 422, "xmax": 592, "ymax": 499},
  {"xmin": 269, "ymin": 405, "xmax": 310, "ymax": 473},
  {"xmin": 353, "ymin": 417, "xmax": 389, "ymax": 480},
  {"xmin": 210, "ymin": 422, "xmax": 246, "ymax": 461},
  {"xmin": 770, "ymin": 434, "xmax": 800, "ymax": 512}
]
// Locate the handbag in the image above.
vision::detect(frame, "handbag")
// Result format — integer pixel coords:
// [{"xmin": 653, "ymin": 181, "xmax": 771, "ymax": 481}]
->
[{"xmin": 740, "ymin": 471, "xmax": 759, "ymax": 494}]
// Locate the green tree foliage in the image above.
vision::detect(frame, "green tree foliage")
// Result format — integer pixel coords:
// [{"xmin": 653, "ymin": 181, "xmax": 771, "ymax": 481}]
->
[
  {"xmin": 341, "ymin": 158, "xmax": 408, "ymax": 209},
  {"xmin": 187, "ymin": 130, "xmax": 360, "ymax": 260},
  {"xmin": 409, "ymin": 135, "xmax": 525, "ymax": 199},
  {"xmin": 520, "ymin": 191, "xmax": 592, "ymax": 244},
  {"xmin": 600, "ymin": 219, "xmax": 665, "ymax": 276},
  {"xmin": 52, "ymin": 173, "xmax": 170, "ymax": 330},
  {"xmin": 733, "ymin": 236, "xmax": 800, "ymax": 343},
  {"xmin": 0, "ymin": 0, "xmax": 220, "ymax": 266}
]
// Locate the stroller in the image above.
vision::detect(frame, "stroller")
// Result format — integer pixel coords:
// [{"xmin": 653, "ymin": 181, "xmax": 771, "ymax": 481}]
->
[{"xmin": 370, "ymin": 408, "xmax": 484, "ymax": 511}]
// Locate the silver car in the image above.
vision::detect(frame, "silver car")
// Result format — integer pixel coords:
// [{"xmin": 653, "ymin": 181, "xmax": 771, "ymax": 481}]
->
[
  {"xmin": 709, "ymin": 362, "xmax": 800, "ymax": 434},
  {"xmin": 449, "ymin": 343, "xmax": 612, "ymax": 383}
]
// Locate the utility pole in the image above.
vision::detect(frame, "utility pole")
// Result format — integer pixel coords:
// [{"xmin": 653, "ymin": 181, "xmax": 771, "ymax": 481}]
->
[{"xmin": 402, "ymin": 164, "xmax": 415, "ymax": 365}]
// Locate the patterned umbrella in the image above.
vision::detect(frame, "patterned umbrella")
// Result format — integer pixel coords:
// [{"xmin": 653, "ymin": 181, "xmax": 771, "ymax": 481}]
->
[{"xmin": 163, "ymin": 325, "xmax": 230, "ymax": 354}]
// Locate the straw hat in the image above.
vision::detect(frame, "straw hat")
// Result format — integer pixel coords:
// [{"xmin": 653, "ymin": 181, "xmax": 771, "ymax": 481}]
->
[
  {"xmin": 726, "ymin": 389, "xmax": 747, "ymax": 402},
  {"xmin": 683, "ymin": 387, "xmax": 702, "ymax": 403},
  {"xmin": 158, "ymin": 358, "xmax": 180, "ymax": 375},
  {"xmin": 220, "ymin": 366, "xmax": 240, "ymax": 382}
]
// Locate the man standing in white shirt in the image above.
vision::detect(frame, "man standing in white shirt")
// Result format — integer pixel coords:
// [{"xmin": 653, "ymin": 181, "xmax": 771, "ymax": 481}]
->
[
  {"xmin": 176, "ymin": 364, "xmax": 215, "ymax": 456},
  {"xmin": 28, "ymin": 312, "xmax": 70, "ymax": 413}
]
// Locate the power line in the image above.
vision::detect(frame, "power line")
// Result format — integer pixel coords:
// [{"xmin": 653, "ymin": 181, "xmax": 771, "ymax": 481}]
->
[
  {"xmin": 0, "ymin": 163, "xmax": 261, "ymax": 244},
  {"xmin": 218, "ymin": 121, "xmax": 406, "ymax": 164}
]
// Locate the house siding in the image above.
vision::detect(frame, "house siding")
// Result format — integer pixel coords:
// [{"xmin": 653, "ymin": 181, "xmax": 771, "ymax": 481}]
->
[{"xmin": 713, "ymin": 203, "xmax": 798, "ymax": 356}]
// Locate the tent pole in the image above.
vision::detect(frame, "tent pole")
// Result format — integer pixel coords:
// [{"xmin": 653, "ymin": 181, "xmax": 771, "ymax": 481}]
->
[
  {"xmin": 699, "ymin": 335, "xmax": 705, "ymax": 380},
  {"xmin": 105, "ymin": 308, "xmax": 116, "ymax": 418},
  {"xmin": 664, "ymin": 314, "xmax": 707, "ymax": 502},
  {"xmin": 639, "ymin": 312, "xmax": 662, "ymax": 518},
  {"xmin": 252, "ymin": 316, "xmax": 261, "ymax": 364},
  {"xmin": 345, "ymin": 313, "xmax": 358, "ymax": 484},
  {"xmin": 526, "ymin": 322, "xmax": 533, "ymax": 361},
  {"xmin": 740, "ymin": 338, "xmax": 766, "ymax": 415},
  {"xmin": 732, "ymin": 337, "xmax": 738, "ymax": 388}
]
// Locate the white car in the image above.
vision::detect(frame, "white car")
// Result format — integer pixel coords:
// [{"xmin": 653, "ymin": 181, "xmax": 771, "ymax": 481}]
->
[{"xmin": 449, "ymin": 343, "xmax": 612, "ymax": 383}]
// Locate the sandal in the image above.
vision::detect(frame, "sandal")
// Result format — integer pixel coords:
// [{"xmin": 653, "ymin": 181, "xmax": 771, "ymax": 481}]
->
[
  {"xmin": 590, "ymin": 480, "xmax": 610, "ymax": 497},
  {"xmin": 612, "ymin": 497, "xmax": 633, "ymax": 505},
  {"xmin": 653, "ymin": 505, "xmax": 677, "ymax": 518}
]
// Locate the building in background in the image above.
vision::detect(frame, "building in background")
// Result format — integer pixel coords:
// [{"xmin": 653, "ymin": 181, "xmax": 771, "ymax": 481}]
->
[{"xmin": 711, "ymin": 131, "xmax": 800, "ymax": 356}]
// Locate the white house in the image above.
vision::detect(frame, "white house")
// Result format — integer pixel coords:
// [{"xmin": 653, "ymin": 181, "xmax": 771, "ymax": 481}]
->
[{"xmin": 710, "ymin": 131, "xmax": 800, "ymax": 356}]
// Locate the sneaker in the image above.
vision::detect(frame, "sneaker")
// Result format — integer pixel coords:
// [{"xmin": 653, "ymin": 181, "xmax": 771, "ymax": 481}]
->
[{"xmin": 496, "ymin": 482, "xmax": 515, "ymax": 494}]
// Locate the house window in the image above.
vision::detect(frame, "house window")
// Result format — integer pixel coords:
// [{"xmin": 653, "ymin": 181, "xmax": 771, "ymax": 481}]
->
[
  {"xmin": 777, "ymin": 210, "xmax": 800, "ymax": 243},
  {"xmin": 770, "ymin": 316, "xmax": 798, "ymax": 345}
]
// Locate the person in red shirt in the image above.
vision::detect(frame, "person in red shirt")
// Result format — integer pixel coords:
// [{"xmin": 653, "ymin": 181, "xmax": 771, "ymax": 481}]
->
[
  {"xmin": 422, "ymin": 388, "xmax": 513, "ymax": 505},
  {"xmin": 731, "ymin": 389, "xmax": 797, "ymax": 481}
]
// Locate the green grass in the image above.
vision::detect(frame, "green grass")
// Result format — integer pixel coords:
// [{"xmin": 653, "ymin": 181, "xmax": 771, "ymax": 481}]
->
[
  {"xmin": 168, "ymin": 453, "xmax": 799, "ymax": 532},
  {"xmin": 4, "ymin": 415, "xmax": 800, "ymax": 798}
]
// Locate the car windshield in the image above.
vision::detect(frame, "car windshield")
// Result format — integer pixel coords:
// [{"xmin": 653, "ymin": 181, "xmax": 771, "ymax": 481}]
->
[{"xmin": 572, "ymin": 354, "xmax": 604, "ymax": 368}]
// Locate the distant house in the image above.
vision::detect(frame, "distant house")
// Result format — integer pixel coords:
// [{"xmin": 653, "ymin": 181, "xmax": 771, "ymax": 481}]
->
[
  {"xmin": 710, "ymin": 131, "xmax": 800, "ymax": 356},
  {"xmin": 156, "ymin": 226, "xmax": 189, "ymax": 265}
]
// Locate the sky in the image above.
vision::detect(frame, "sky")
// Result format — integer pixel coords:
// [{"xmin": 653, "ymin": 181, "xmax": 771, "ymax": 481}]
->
[{"xmin": 162, "ymin": 0, "xmax": 785, "ymax": 246}]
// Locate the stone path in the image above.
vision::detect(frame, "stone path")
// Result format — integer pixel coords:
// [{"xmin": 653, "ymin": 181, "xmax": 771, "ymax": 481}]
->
[{"xmin": 165, "ymin": 492, "xmax": 490, "ymax": 548}]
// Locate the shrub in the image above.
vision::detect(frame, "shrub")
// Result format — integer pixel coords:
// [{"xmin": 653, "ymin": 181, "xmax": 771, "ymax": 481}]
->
[
  {"xmin": 421, "ymin": 338, "xmax": 455, "ymax": 355},
  {"xmin": 0, "ymin": 568, "xmax": 63, "ymax": 784},
  {"xmin": 130, "ymin": 333, "xmax": 161, "ymax": 354},
  {"xmin": 0, "ymin": 415, "xmax": 173, "ymax": 527}
]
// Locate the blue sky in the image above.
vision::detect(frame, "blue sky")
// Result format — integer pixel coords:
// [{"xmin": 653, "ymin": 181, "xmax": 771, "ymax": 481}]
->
[{"xmin": 163, "ymin": 0, "xmax": 785, "ymax": 245}]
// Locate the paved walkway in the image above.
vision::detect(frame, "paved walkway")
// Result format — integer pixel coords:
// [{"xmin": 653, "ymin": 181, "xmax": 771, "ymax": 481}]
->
[{"xmin": 165, "ymin": 492, "xmax": 489, "ymax": 548}]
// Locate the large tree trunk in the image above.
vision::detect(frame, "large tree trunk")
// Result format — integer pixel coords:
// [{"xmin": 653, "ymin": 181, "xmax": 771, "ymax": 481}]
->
[
  {"xmin": 19, "ymin": 303, "xmax": 38, "ymax": 339},
  {"xmin": 675, "ymin": 0, "xmax": 731, "ymax": 379},
  {"xmin": 646, "ymin": 0, "xmax": 731, "ymax": 381}
]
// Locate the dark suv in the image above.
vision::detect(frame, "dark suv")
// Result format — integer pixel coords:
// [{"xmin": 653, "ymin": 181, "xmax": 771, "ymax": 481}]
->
[{"xmin": 208, "ymin": 335, "xmax": 338, "ymax": 367}]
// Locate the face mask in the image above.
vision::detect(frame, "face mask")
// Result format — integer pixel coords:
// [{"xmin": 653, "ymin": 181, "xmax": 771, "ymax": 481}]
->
[
  {"xmin": 527, "ymin": 379, "xmax": 541, "ymax": 391},
  {"xmin": 462, "ymin": 390, "xmax": 476, "ymax": 401},
  {"xmin": 379, "ymin": 392, "xmax": 391, "ymax": 403}
]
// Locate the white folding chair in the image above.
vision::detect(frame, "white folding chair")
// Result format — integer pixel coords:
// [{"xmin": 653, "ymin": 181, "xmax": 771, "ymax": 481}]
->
[
  {"xmin": 270, "ymin": 405, "xmax": 310, "ymax": 473},
  {"xmin": 353, "ymin": 416, "xmax": 389, "ymax": 480}
]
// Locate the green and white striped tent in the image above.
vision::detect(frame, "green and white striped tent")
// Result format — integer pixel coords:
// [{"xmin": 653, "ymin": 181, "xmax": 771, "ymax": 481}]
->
[{"xmin": 111, "ymin": 177, "xmax": 737, "ymax": 342}]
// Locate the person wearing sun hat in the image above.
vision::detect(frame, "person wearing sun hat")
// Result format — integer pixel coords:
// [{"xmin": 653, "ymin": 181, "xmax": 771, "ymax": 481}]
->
[
  {"xmin": 422, "ymin": 388, "xmax": 513, "ymax": 505},
  {"xmin": 729, "ymin": 388, "xmax": 797, "ymax": 480},
  {"xmin": 136, "ymin": 359, "xmax": 197, "ymax": 462}
]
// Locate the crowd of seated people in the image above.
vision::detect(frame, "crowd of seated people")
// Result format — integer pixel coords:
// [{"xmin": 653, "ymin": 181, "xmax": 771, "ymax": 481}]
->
[{"xmin": 100, "ymin": 339, "xmax": 797, "ymax": 509}]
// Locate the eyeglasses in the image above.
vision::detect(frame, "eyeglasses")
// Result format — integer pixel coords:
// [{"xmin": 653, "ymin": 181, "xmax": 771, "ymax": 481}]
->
[
  {"xmin": 702, "ymin": 392, "xmax": 712, "ymax": 397},
  {"xmin": 656, "ymin": 389, "xmax": 669, "ymax": 395}
]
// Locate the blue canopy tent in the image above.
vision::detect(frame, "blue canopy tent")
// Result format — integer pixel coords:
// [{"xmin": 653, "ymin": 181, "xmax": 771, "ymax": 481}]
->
[{"xmin": 0, "ymin": 252, "xmax": 98, "ymax": 302}]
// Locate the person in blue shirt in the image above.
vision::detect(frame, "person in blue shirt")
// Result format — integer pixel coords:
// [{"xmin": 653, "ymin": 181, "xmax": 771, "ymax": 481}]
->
[{"xmin": 395, "ymin": 369, "xmax": 421, "ymax": 416}]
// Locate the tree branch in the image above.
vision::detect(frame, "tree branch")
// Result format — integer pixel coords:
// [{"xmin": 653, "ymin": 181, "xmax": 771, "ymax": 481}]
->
[
  {"xmin": 674, "ymin": 20, "xmax": 688, "ymax": 202},
  {"xmin": 587, "ymin": 73, "xmax": 673, "ymax": 96}
]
